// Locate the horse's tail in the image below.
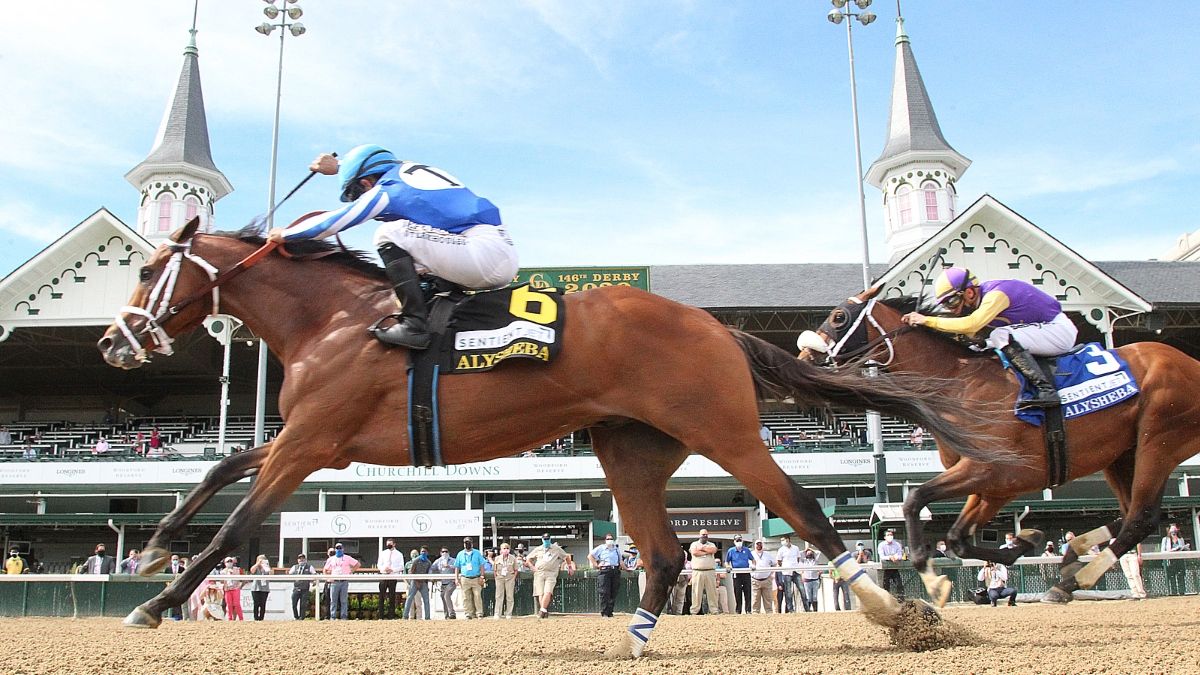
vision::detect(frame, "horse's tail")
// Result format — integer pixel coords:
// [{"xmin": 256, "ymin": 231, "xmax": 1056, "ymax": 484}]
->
[{"xmin": 731, "ymin": 329, "xmax": 1021, "ymax": 466}]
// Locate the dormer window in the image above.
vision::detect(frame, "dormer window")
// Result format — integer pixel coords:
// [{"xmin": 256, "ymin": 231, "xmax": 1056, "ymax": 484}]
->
[
  {"xmin": 896, "ymin": 185, "xmax": 913, "ymax": 226},
  {"xmin": 156, "ymin": 193, "xmax": 175, "ymax": 233},
  {"xmin": 922, "ymin": 180, "xmax": 940, "ymax": 221}
]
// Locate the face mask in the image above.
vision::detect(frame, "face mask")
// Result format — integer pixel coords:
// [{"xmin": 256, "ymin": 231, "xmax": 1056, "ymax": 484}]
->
[
  {"xmin": 605, "ymin": 539, "xmax": 614, "ymax": 547},
  {"xmin": 937, "ymin": 544, "xmax": 947, "ymax": 552},
  {"xmin": 335, "ymin": 550, "xmax": 344, "ymax": 558},
  {"xmin": 225, "ymin": 561, "xmax": 233, "ymax": 567},
  {"xmin": 419, "ymin": 552, "xmax": 428, "ymax": 561},
  {"xmin": 386, "ymin": 544, "xmax": 394, "ymax": 550},
  {"xmin": 885, "ymin": 536, "xmax": 894, "ymax": 542},
  {"xmin": 464, "ymin": 543, "xmax": 473, "ymax": 551},
  {"xmin": 97, "ymin": 549, "xmax": 105, "ymax": 555},
  {"xmin": 542, "ymin": 539, "xmax": 551, "ymax": 546},
  {"xmin": 9, "ymin": 552, "xmax": 17, "ymax": 558},
  {"xmin": 735, "ymin": 542, "xmax": 743, "ymax": 549}
]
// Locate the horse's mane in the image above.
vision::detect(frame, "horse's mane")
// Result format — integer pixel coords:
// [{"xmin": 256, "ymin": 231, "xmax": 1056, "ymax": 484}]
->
[
  {"xmin": 878, "ymin": 296, "xmax": 985, "ymax": 357},
  {"xmin": 211, "ymin": 224, "xmax": 387, "ymax": 282}
]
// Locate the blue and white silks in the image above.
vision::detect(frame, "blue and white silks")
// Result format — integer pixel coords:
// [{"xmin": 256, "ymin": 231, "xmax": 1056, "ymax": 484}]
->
[{"xmin": 281, "ymin": 162, "xmax": 501, "ymax": 242}]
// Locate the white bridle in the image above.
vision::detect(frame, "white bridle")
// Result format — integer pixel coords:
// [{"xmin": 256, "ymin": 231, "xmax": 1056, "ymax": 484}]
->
[
  {"xmin": 797, "ymin": 296, "xmax": 896, "ymax": 366},
  {"xmin": 113, "ymin": 241, "xmax": 220, "ymax": 362}
]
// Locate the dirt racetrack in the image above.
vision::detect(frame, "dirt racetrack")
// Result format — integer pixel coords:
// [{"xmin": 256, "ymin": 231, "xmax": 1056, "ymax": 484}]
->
[{"xmin": 3, "ymin": 597, "xmax": 1198, "ymax": 674}]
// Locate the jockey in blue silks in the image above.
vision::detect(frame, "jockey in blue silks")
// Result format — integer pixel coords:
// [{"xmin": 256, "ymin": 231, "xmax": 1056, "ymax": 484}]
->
[
  {"xmin": 268, "ymin": 145, "xmax": 518, "ymax": 349},
  {"xmin": 900, "ymin": 267, "xmax": 1078, "ymax": 408}
]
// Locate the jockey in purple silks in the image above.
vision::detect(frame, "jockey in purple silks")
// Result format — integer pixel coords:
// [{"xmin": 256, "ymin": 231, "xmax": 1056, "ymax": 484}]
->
[{"xmin": 901, "ymin": 267, "xmax": 1078, "ymax": 408}]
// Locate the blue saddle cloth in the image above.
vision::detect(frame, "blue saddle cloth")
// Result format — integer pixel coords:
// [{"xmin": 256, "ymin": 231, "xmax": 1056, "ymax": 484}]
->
[{"xmin": 1011, "ymin": 343, "xmax": 1140, "ymax": 426}]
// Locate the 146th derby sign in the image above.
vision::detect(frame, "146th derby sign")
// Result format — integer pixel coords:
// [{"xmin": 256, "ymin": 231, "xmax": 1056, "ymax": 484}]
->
[{"xmin": 279, "ymin": 510, "xmax": 483, "ymax": 539}]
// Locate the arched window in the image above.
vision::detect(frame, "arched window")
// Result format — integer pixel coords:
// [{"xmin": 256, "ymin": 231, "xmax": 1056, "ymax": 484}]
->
[
  {"xmin": 184, "ymin": 195, "xmax": 201, "ymax": 225},
  {"xmin": 922, "ymin": 180, "xmax": 940, "ymax": 221},
  {"xmin": 156, "ymin": 193, "xmax": 175, "ymax": 233},
  {"xmin": 896, "ymin": 185, "xmax": 913, "ymax": 226},
  {"xmin": 946, "ymin": 181, "xmax": 957, "ymax": 219}
]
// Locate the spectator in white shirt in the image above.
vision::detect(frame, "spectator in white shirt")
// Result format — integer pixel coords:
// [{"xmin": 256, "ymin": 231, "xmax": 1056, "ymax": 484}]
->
[
  {"xmin": 775, "ymin": 536, "xmax": 802, "ymax": 612},
  {"xmin": 978, "ymin": 561, "xmax": 1017, "ymax": 606},
  {"xmin": 377, "ymin": 539, "xmax": 405, "ymax": 620}
]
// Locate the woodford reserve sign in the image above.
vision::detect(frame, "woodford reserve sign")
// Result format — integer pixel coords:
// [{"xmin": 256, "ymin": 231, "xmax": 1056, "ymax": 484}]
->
[
  {"xmin": 513, "ymin": 267, "xmax": 650, "ymax": 294},
  {"xmin": 667, "ymin": 510, "xmax": 750, "ymax": 534}
]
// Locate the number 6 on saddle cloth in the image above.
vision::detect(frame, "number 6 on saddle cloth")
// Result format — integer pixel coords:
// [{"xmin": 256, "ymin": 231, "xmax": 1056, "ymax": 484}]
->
[{"xmin": 405, "ymin": 283, "xmax": 566, "ymax": 468}]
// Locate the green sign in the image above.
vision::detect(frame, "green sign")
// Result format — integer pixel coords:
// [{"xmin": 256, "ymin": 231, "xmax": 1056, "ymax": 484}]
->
[{"xmin": 513, "ymin": 267, "xmax": 650, "ymax": 294}]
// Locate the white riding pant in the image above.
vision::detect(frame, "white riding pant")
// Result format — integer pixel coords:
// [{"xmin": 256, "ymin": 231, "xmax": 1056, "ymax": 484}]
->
[
  {"xmin": 372, "ymin": 221, "xmax": 518, "ymax": 290},
  {"xmin": 985, "ymin": 312, "xmax": 1077, "ymax": 356}
]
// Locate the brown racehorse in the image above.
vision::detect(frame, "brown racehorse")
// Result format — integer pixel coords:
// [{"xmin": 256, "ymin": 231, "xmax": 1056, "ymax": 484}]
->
[
  {"xmin": 798, "ymin": 287, "xmax": 1200, "ymax": 605},
  {"xmin": 98, "ymin": 219, "xmax": 999, "ymax": 654}
]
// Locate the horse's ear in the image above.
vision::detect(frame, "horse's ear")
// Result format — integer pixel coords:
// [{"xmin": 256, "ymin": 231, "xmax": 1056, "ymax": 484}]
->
[
  {"xmin": 169, "ymin": 217, "xmax": 203, "ymax": 244},
  {"xmin": 863, "ymin": 285, "xmax": 883, "ymax": 300}
]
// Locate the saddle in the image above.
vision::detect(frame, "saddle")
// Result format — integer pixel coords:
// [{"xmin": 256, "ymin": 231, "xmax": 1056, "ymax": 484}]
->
[{"xmin": 405, "ymin": 279, "xmax": 566, "ymax": 468}]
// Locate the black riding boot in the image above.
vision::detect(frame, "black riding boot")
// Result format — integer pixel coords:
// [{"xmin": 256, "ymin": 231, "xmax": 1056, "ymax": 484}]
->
[
  {"xmin": 1002, "ymin": 339, "xmax": 1059, "ymax": 408},
  {"xmin": 371, "ymin": 244, "xmax": 432, "ymax": 349}
]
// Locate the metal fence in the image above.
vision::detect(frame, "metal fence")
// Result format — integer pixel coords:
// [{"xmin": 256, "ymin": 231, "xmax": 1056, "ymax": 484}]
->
[{"xmin": 1, "ymin": 553, "xmax": 1197, "ymax": 619}]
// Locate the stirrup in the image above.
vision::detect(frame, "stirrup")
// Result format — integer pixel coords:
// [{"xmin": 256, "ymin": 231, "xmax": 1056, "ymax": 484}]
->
[{"xmin": 368, "ymin": 315, "xmax": 431, "ymax": 349}]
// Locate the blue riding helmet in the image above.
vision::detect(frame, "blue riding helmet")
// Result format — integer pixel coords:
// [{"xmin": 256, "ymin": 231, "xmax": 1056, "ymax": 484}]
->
[{"xmin": 338, "ymin": 144, "xmax": 399, "ymax": 202}]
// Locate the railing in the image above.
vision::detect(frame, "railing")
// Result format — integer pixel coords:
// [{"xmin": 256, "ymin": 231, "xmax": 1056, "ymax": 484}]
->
[{"xmin": 2, "ymin": 553, "xmax": 1197, "ymax": 619}]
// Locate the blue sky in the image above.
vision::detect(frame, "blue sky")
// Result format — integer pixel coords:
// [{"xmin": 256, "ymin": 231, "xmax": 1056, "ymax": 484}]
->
[{"xmin": 2, "ymin": 1, "xmax": 1197, "ymax": 279}]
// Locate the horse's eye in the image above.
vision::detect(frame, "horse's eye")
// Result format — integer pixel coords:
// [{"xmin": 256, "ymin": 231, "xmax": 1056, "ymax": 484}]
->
[
  {"xmin": 830, "ymin": 309, "xmax": 848, "ymax": 328},
  {"xmin": 139, "ymin": 267, "xmax": 153, "ymax": 283}
]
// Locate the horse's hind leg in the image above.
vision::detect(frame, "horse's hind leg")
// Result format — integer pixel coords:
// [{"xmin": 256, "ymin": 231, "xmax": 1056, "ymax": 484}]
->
[
  {"xmin": 1044, "ymin": 458, "xmax": 1134, "ymax": 603},
  {"xmin": 124, "ymin": 446, "xmax": 315, "ymax": 628},
  {"xmin": 591, "ymin": 423, "xmax": 689, "ymax": 659},
  {"xmin": 695, "ymin": 438, "xmax": 909, "ymax": 628},
  {"xmin": 138, "ymin": 444, "xmax": 270, "ymax": 575}
]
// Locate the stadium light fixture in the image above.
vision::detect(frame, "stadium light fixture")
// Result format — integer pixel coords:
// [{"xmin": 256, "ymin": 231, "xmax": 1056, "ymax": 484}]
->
[{"xmin": 253, "ymin": 1, "xmax": 307, "ymax": 449}]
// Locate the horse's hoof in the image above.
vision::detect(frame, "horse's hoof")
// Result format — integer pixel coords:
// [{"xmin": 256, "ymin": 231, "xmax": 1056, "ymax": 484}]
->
[
  {"xmin": 1041, "ymin": 587, "xmax": 1073, "ymax": 605},
  {"xmin": 929, "ymin": 575, "xmax": 952, "ymax": 608},
  {"xmin": 122, "ymin": 606, "xmax": 162, "ymax": 629},
  {"xmin": 137, "ymin": 547, "xmax": 171, "ymax": 576},
  {"xmin": 1016, "ymin": 528, "xmax": 1045, "ymax": 550},
  {"xmin": 903, "ymin": 599, "xmax": 942, "ymax": 625}
]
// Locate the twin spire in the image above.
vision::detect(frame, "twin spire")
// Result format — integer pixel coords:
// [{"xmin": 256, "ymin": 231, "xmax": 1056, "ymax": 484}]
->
[
  {"xmin": 865, "ymin": 9, "xmax": 970, "ymax": 263},
  {"xmin": 124, "ymin": 3, "xmax": 232, "ymax": 242}
]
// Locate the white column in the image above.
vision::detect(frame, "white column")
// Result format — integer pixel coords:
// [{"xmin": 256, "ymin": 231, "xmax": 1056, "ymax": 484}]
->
[{"xmin": 611, "ymin": 495, "xmax": 621, "ymax": 537}]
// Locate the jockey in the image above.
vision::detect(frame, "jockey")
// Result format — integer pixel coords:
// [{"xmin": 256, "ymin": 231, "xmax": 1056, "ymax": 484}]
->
[
  {"xmin": 268, "ymin": 145, "xmax": 519, "ymax": 349},
  {"xmin": 900, "ymin": 267, "xmax": 1078, "ymax": 408}
]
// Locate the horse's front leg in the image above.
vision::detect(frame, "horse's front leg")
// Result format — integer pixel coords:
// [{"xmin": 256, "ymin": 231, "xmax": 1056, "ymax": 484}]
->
[
  {"xmin": 124, "ymin": 441, "xmax": 317, "ymax": 628},
  {"xmin": 137, "ymin": 445, "xmax": 270, "ymax": 575}
]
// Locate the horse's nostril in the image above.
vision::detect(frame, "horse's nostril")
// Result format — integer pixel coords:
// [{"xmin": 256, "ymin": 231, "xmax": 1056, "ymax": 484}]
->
[{"xmin": 97, "ymin": 336, "xmax": 113, "ymax": 352}]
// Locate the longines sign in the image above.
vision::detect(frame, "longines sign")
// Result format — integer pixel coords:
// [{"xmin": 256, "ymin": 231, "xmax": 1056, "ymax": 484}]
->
[{"xmin": 279, "ymin": 510, "xmax": 483, "ymax": 539}]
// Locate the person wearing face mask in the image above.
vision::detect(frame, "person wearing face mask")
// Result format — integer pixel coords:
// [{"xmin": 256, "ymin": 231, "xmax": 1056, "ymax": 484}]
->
[
  {"xmin": 5, "ymin": 548, "xmax": 27, "ymax": 575},
  {"xmin": 219, "ymin": 556, "xmax": 245, "ymax": 621},
  {"xmin": 429, "ymin": 548, "xmax": 457, "ymax": 619},
  {"xmin": 525, "ymin": 533, "xmax": 574, "ymax": 619},
  {"xmin": 588, "ymin": 535, "xmax": 623, "ymax": 618},
  {"xmin": 932, "ymin": 540, "xmax": 950, "ymax": 559},
  {"xmin": 377, "ymin": 539, "xmax": 405, "ymax": 620},
  {"xmin": 288, "ymin": 553, "xmax": 316, "ymax": 620},
  {"xmin": 324, "ymin": 543, "xmax": 361, "ymax": 620},
  {"xmin": 250, "ymin": 555, "xmax": 273, "ymax": 621},
  {"xmin": 404, "ymin": 546, "xmax": 433, "ymax": 620},
  {"xmin": 166, "ymin": 554, "xmax": 187, "ymax": 621},
  {"xmin": 82, "ymin": 544, "xmax": 114, "ymax": 575},
  {"xmin": 455, "ymin": 537, "xmax": 487, "ymax": 619},
  {"xmin": 800, "ymin": 547, "xmax": 822, "ymax": 612},
  {"xmin": 878, "ymin": 529, "xmax": 905, "ymax": 600},
  {"xmin": 491, "ymin": 543, "xmax": 519, "ymax": 619},
  {"xmin": 724, "ymin": 535, "xmax": 754, "ymax": 614},
  {"xmin": 749, "ymin": 539, "xmax": 775, "ymax": 613},
  {"xmin": 688, "ymin": 529, "xmax": 721, "ymax": 615},
  {"xmin": 774, "ymin": 535, "xmax": 802, "ymax": 613}
]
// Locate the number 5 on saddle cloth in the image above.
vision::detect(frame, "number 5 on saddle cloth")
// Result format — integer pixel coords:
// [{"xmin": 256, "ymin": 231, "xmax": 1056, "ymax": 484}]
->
[{"xmin": 406, "ymin": 283, "xmax": 566, "ymax": 468}]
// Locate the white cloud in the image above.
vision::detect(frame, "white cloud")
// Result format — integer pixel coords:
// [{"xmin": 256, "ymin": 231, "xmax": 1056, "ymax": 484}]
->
[{"xmin": 0, "ymin": 201, "xmax": 65, "ymax": 245}]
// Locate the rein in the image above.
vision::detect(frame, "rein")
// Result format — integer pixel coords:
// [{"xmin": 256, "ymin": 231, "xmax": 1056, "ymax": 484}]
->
[{"xmin": 114, "ymin": 239, "xmax": 280, "ymax": 362}]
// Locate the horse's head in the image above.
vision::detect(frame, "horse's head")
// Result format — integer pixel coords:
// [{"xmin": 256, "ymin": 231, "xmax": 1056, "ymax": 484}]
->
[
  {"xmin": 98, "ymin": 217, "xmax": 220, "ymax": 369},
  {"xmin": 796, "ymin": 285, "xmax": 904, "ymax": 365}
]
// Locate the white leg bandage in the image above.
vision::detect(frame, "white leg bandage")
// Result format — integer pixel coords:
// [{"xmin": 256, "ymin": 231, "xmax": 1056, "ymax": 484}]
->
[
  {"xmin": 626, "ymin": 608, "xmax": 658, "ymax": 658},
  {"xmin": 1070, "ymin": 525, "xmax": 1113, "ymax": 556},
  {"xmin": 1076, "ymin": 547, "xmax": 1119, "ymax": 589}
]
